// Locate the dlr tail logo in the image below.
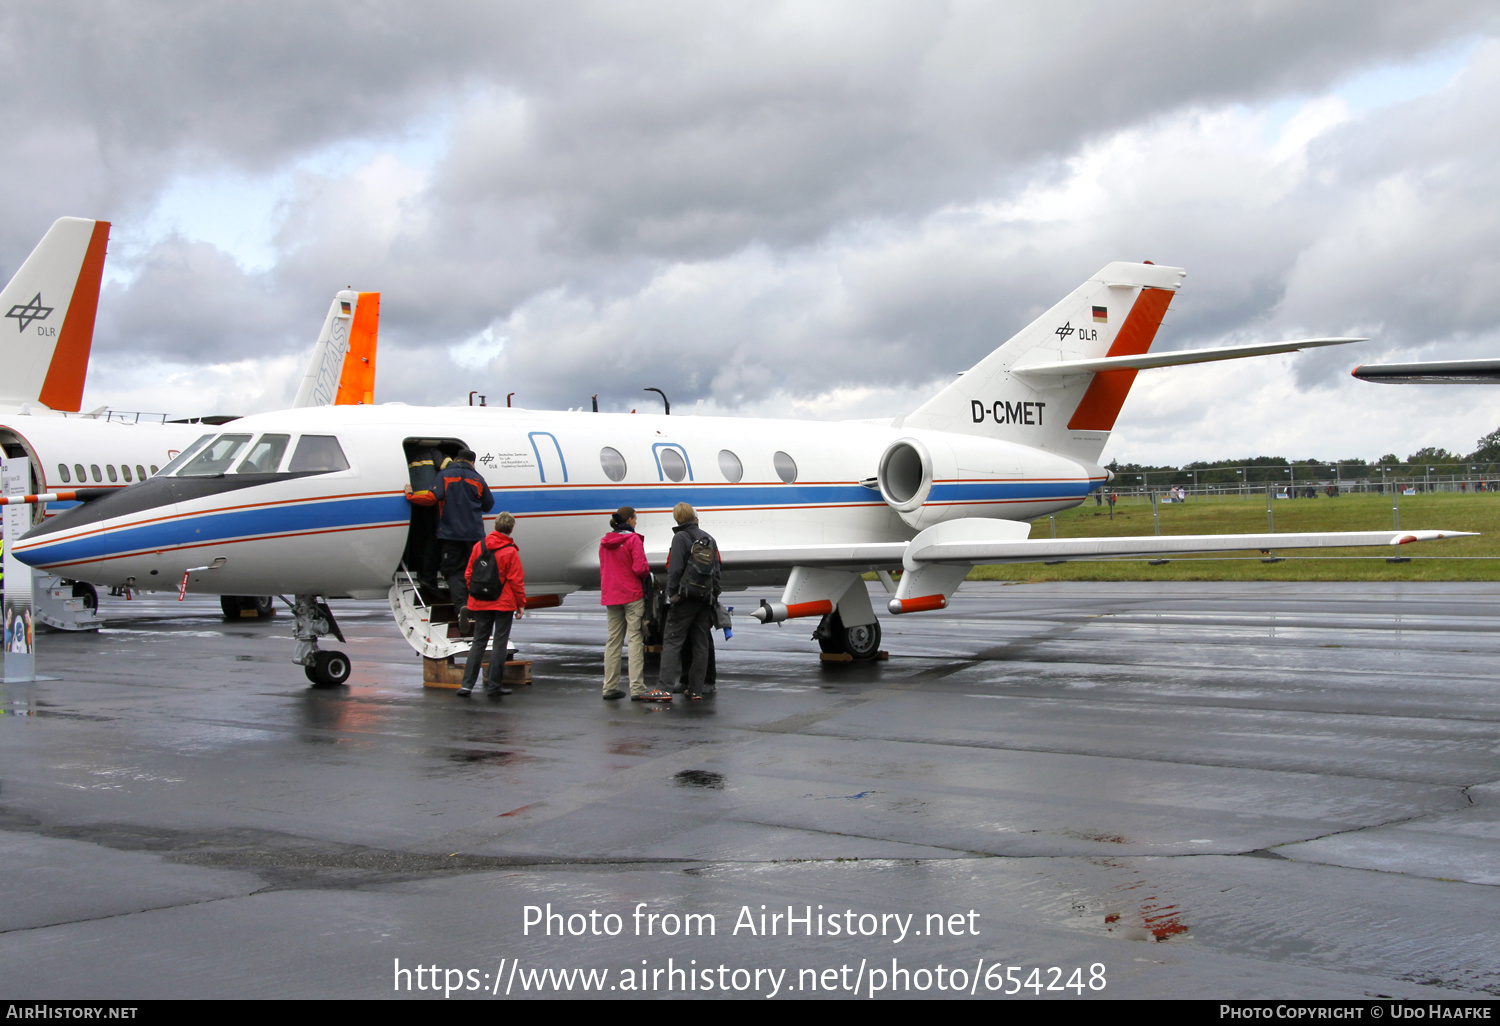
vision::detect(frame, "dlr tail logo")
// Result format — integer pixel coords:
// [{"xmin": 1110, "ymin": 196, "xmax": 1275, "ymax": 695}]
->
[
  {"xmin": 972, "ymin": 399, "xmax": 1046, "ymax": 426},
  {"xmin": 36, "ymin": 326, "xmax": 56, "ymax": 336}
]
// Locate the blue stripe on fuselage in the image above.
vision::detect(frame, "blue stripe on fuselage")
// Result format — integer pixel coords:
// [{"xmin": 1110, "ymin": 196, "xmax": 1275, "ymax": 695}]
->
[{"xmin": 20, "ymin": 477, "xmax": 1096, "ymax": 566}]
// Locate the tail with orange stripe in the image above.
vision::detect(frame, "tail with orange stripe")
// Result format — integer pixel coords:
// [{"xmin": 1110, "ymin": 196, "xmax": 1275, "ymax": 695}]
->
[
  {"xmin": 291, "ymin": 290, "xmax": 380, "ymax": 407},
  {"xmin": 901, "ymin": 261, "xmax": 1184, "ymax": 463},
  {"xmin": 0, "ymin": 217, "xmax": 110, "ymax": 413}
]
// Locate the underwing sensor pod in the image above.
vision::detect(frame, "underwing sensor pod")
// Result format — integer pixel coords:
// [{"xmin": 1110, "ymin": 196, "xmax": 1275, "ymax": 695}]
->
[{"xmin": 14, "ymin": 261, "xmax": 1473, "ymax": 681}]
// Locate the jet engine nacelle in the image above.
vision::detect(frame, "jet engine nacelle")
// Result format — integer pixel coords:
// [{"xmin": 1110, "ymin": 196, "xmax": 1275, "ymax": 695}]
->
[{"xmin": 876, "ymin": 432, "xmax": 1101, "ymax": 530}]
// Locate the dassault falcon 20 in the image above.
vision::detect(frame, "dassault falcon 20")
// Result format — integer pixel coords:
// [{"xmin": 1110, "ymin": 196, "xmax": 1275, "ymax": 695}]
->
[{"xmin": 13, "ymin": 261, "xmax": 1472, "ymax": 684}]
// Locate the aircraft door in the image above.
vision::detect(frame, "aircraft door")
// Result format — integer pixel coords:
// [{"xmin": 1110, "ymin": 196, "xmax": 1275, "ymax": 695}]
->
[{"xmin": 528, "ymin": 432, "xmax": 569, "ymax": 484}]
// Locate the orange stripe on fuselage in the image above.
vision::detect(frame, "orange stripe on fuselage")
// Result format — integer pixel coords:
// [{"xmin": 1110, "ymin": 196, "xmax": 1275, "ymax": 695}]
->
[
  {"xmin": 39, "ymin": 220, "xmax": 110, "ymax": 413},
  {"xmin": 336, "ymin": 292, "xmax": 379, "ymax": 405},
  {"xmin": 1066, "ymin": 286, "xmax": 1174, "ymax": 432}
]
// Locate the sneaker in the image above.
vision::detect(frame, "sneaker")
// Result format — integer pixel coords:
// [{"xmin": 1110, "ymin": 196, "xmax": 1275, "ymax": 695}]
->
[
  {"xmin": 455, "ymin": 687, "xmax": 473, "ymax": 697},
  {"xmin": 632, "ymin": 690, "xmax": 673, "ymax": 702},
  {"xmin": 602, "ymin": 690, "xmax": 627, "ymax": 700}
]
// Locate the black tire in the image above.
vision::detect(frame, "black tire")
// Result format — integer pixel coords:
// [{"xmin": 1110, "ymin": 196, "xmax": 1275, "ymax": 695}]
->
[
  {"xmin": 71, "ymin": 582, "xmax": 98, "ymax": 613},
  {"xmin": 308, "ymin": 650, "xmax": 351, "ymax": 686},
  {"xmin": 220, "ymin": 596, "xmax": 241, "ymax": 619},
  {"xmin": 842, "ymin": 617, "xmax": 882, "ymax": 660},
  {"xmin": 816, "ymin": 610, "xmax": 882, "ymax": 660},
  {"xmin": 253, "ymin": 596, "xmax": 275, "ymax": 618},
  {"xmin": 222, "ymin": 595, "xmax": 276, "ymax": 619}
]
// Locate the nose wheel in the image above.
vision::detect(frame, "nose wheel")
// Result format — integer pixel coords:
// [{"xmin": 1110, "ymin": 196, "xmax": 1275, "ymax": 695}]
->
[{"xmin": 305, "ymin": 649, "xmax": 351, "ymax": 687}]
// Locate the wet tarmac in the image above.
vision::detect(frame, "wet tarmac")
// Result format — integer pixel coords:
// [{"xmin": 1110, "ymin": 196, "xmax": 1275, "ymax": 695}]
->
[{"xmin": 1, "ymin": 581, "xmax": 1497, "ymax": 999}]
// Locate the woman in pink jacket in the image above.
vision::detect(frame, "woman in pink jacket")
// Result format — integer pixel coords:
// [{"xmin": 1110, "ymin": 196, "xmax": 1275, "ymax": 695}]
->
[{"xmin": 599, "ymin": 506, "xmax": 669, "ymax": 702}]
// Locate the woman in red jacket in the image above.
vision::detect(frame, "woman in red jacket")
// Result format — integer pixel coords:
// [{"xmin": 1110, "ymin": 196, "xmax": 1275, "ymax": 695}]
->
[
  {"xmin": 458, "ymin": 512, "xmax": 527, "ymax": 697},
  {"xmin": 599, "ymin": 506, "xmax": 669, "ymax": 702}
]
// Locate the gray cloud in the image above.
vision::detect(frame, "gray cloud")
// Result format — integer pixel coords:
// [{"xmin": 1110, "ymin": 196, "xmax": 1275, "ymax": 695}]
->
[{"xmin": 1, "ymin": 0, "xmax": 1498, "ymax": 461}]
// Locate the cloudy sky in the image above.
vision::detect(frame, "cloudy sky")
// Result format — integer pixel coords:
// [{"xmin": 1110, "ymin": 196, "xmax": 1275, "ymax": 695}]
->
[{"xmin": 3, "ymin": 1, "xmax": 1500, "ymax": 466}]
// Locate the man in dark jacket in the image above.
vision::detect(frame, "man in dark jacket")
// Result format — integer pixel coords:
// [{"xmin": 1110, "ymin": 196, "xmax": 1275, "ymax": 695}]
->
[
  {"xmin": 657, "ymin": 502, "xmax": 720, "ymax": 699},
  {"xmin": 430, "ymin": 449, "xmax": 493, "ymax": 629}
]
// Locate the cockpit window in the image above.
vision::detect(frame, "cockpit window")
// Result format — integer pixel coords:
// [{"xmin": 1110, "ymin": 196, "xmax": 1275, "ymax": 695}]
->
[
  {"xmin": 234, "ymin": 434, "xmax": 291, "ymax": 474},
  {"xmin": 156, "ymin": 435, "xmax": 215, "ymax": 478},
  {"xmin": 288, "ymin": 435, "xmax": 350, "ymax": 473},
  {"xmin": 176, "ymin": 434, "xmax": 253, "ymax": 477}
]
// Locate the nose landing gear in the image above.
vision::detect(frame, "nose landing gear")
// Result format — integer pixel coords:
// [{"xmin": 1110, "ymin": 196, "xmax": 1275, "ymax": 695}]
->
[{"xmin": 290, "ymin": 594, "xmax": 350, "ymax": 686}]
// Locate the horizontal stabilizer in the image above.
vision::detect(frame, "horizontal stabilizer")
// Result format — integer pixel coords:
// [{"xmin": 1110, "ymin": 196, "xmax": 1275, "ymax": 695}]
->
[
  {"xmin": 1352, "ymin": 359, "xmax": 1500, "ymax": 384},
  {"xmin": 1014, "ymin": 337, "xmax": 1363, "ymax": 377}
]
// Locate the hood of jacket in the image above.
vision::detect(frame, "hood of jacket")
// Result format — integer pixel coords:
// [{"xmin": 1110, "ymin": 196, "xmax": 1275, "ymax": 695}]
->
[
  {"xmin": 600, "ymin": 530, "xmax": 635, "ymax": 550},
  {"xmin": 484, "ymin": 531, "xmax": 516, "ymax": 552}
]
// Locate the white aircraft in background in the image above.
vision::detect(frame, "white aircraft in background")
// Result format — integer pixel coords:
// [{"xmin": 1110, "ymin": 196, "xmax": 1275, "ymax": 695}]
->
[
  {"xmin": 13, "ymin": 261, "xmax": 1472, "ymax": 684},
  {"xmin": 0, "ymin": 218, "xmax": 383, "ymax": 623}
]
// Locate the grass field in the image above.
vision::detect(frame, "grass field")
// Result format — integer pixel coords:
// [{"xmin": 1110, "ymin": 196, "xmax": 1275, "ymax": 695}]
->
[{"xmin": 968, "ymin": 491, "xmax": 1500, "ymax": 582}]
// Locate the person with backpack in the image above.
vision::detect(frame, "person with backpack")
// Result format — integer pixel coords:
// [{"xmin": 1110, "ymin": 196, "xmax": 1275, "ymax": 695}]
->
[
  {"xmin": 657, "ymin": 502, "xmax": 720, "ymax": 700},
  {"xmin": 457, "ymin": 511, "xmax": 526, "ymax": 697},
  {"xmin": 428, "ymin": 449, "xmax": 494, "ymax": 633},
  {"xmin": 599, "ymin": 506, "xmax": 670, "ymax": 702}
]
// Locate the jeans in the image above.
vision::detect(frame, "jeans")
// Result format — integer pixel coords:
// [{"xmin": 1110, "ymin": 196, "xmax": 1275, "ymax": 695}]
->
[
  {"xmin": 462, "ymin": 610, "xmax": 514, "ymax": 691},
  {"xmin": 657, "ymin": 597, "xmax": 714, "ymax": 694},
  {"xmin": 604, "ymin": 599, "xmax": 645, "ymax": 695}
]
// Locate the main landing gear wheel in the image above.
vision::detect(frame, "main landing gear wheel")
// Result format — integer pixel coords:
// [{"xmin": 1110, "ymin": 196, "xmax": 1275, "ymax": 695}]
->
[
  {"xmin": 71, "ymin": 582, "xmax": 98, "ymax": 613},
  {"xmin": 221, "ymin": 595, "xmax": 276, "ymax": 620},
  {"xmin": 305, "ymin": 650, "xmax": 351, "ymax": 687},
  {"xmin": 815, "ymin": 611, "xmax": 882, "ymax": 660}
]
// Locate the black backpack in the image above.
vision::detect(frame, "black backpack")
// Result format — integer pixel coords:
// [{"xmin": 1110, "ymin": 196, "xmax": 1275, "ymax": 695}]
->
[
  {"xmin": 678, "ymin": 534, "xmax": 718, "ymax": 602},
  {"xmin": 469, "ymin": 543, "xmax": 504, "ymax": 601}
]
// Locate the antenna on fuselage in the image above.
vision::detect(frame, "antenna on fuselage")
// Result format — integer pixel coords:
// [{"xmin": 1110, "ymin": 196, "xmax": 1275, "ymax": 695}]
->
[{"xmin": 644, "ymin": 388, "xmax": 670, "ymax": 415}]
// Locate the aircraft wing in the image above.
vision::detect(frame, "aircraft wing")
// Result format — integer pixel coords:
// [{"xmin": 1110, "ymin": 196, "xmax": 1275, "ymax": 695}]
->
[
  {"xmin": 647, "ymin": 528, "xmax": 1473, "ymax": 573},
  {"xmin": 1352, "ymin": 359, "xmax": 1500, "ymax": 384},
  {"xmin": 1014, "ymin": 337, "xmax": 1363, "ymax": 377}
]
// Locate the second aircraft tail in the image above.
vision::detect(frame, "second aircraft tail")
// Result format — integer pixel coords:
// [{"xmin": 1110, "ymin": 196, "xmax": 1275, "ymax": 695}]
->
[
  {"xmin": 291, "ymin": 290, "xmax": 380, "ymax": 407},
  {"xmin": 0, "ymin": 217, "xmax": 111, "ymax": 413}
]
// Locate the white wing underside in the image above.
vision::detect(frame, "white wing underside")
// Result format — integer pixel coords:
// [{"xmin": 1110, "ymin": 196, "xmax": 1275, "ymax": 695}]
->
[{"xmin": 647, "ymin": 529, "xmax": 1472, "ymax": 573}]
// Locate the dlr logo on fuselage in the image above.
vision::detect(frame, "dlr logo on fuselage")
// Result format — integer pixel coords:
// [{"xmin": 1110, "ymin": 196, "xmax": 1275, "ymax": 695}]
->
[
  {"xmin": 36, "ymin": 326, "xmax": 55, "ymax": 336},
  {"xmin": 972, "ymin": 400, "xmax": 1046, "ymax": 426}
]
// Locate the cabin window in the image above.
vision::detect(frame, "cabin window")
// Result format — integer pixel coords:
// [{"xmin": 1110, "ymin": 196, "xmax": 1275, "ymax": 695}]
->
[
  {"xmin": 58, "ymin": 464, "xmax": 70, "ymax": 484},
  {"xmin": 718, "ymin": 450, "xmax": 743, "ymax": 483},
  {"xmin": 235, "ymin": 434, "xmax": 291, "ymax": 474},
  {"xmin": 288, "ymin": 435, "xmax": 350, "ymax": 473},
  {"xmin": 177, "ymin": 434, "xmax": 253, "ymax": 477},
  {"xmin": 600, "ymin": 446, "xmax": 627, "ymax": 482},
  {"xmin": 121, "ymin": 465, "xmax": 132, "ymax": 482},
  {"xmin": 74, "ymin": 464, "xmax": 85, "ymax": 482},
  {"xmin": 149, "ymin": 465, "xmax": 159, "ymax": 475},
  {"xmin": 773, "ymin": 451, "xmax": 798, "ymax": 484},
  {"xmin": 137, "ymin": 465, "xmax": 147, "ymax": 481},
  {"xmin": 90, "ymin": 465, "xmax": 102, "ymax": 482},
  {"xmin": 106, "ymin": 465, "xmax": 118, "ymax": 483},
  {"xmin": 659, "ymin": 448, "xmax": 687, "ymax": 483}
]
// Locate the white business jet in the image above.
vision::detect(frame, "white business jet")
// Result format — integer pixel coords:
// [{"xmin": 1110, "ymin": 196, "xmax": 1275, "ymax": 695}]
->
[{"xmin": 12, "ymin": 262, "xmax": 1472, "ymax": 684}]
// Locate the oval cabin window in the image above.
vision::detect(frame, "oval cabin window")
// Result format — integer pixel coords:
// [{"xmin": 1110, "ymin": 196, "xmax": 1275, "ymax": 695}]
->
[
  {"xmin": 74, "ymin": 464, "xmax": 85, "ymax": 482},
  {"xmin": 90, "ymin": 465, "xmax": 102, "ymax": 483},
  {"xmin": 137, "ymin": 465, "xmax": 147, "ymax": 481},
  {"xmin": 718, "ymin": 449, "xmax": 743, "ymax": 483},
  {"xmin": 773, "ymin": 451, "xmax": 798, "ymax": 484},
  {"xmin": 106, "ymin": 465, "xmax": 118, "ymax": 483},
  {"xmin": 58, "ymin": 464, "xmax": 71, "ymax": 483},
  {"xmin": 121, "ymin": 465, "xmax": 132, "ymax": 482},
  {"xmin": 660, "ymin": 448, "xmax": 687, "ymax": 482},
  {"xmin": 599, "ymin": 447, "xmax": 627, "ymax": 482}
]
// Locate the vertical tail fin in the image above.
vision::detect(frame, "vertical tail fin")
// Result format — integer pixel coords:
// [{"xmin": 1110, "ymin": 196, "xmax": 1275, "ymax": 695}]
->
[
  {"xmin": 900, "ymin": 261, "xmax": 1184, "ymax": 463},
  {"xmin": 0, "ymin": 217, "xmax": 110, "ymax": 412},
  {"xmin": 292, "ymin": 290, "xmax": 380, "ymax": 407}
]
